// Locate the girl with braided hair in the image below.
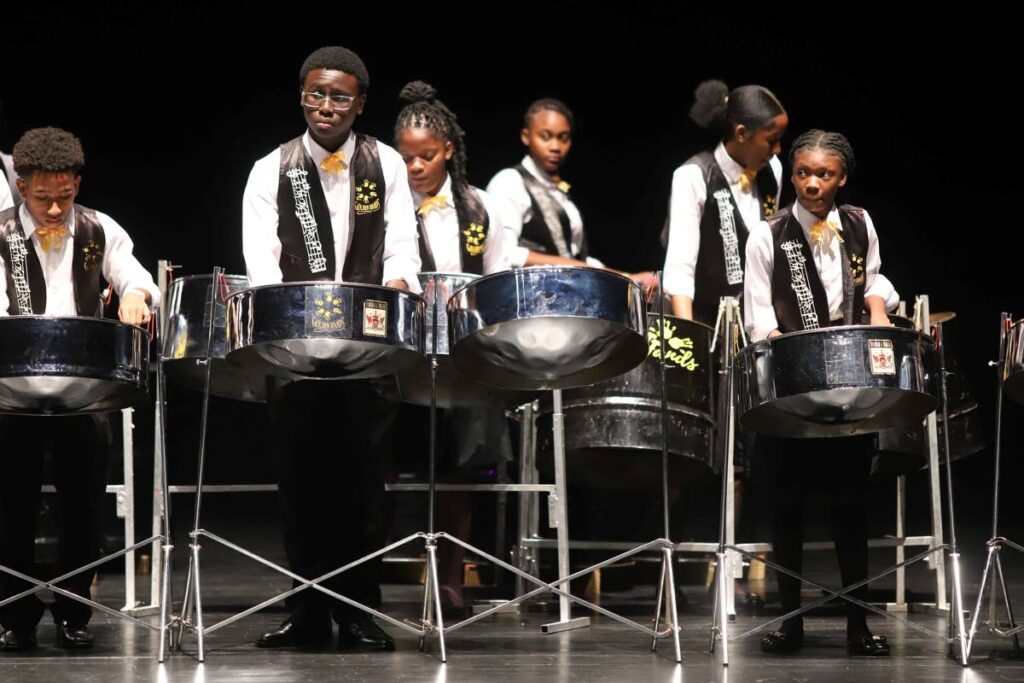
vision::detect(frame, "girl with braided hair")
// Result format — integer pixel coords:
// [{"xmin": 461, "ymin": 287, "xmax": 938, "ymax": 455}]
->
[
  {"xmin": 395, "ymin": 80, "xmax": 508, "ymax": 276},
  {"xmin": 395, "ymin": 81, "xmax": 513, "ymax": 618},
  {"xmin": 743, "ymin": 130, "xmax": 898, "ymax": 656}
]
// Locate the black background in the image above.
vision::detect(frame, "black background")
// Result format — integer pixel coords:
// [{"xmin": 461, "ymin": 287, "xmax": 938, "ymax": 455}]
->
[{"xmin": 1, "ymin": 3, "xmax": 1020, "ymax": 537}]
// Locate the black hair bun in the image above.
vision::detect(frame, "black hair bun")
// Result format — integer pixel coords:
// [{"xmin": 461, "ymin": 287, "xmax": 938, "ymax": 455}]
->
[
  {"xmin": 399, "ymin": 80, "xmax": 437, "ymax": 104},
  {"xmin": 689, "ymin": 79, "xmax": 729, "ymax": 130}
]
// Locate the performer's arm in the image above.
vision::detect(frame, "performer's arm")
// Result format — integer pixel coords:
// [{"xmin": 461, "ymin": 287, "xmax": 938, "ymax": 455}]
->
[
  {"xmin": 380, "ymin": 145, "xmax": 422, "ymax": 291},
  {"xmin": 743, "ymin": 221, "xmax": 780, "ymax": 341},
  {"xmin": 242, "ymin": 154, "xmax": 285, "ymax": 287},
  {"xmin": 663, "ymin": 164, "xmax": 706, "ymax": 319},
  {"xmin": 99, "ymin": 212, "xmax": 159, "ymax": 325},
  {"xmin": 862, "ymin": 210, "xmax": 898, "ymax": 326}
]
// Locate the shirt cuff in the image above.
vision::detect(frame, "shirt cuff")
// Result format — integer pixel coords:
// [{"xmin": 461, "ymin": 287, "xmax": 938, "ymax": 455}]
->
[
  {"xmin": 584, "ymin": 255, "xmax": 605, "ymax": 268},
  {"xmin": 511, "ymin": 245, "xmax": 530, "ymax": 268},
  {"xmin": 662, "ymin": 270, "xmax": 694, "ymax": 299},
  {"xmin": 383, "ymin": 262, "xmax": 423, "ymax": 294},
  {"xmin": 121, "ymin": 282, "xmax": 162, "ymax": 309}
]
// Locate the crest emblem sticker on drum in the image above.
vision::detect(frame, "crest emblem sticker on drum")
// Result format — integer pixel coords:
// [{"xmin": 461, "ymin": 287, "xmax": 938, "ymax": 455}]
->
[
  {"xmin": 304, "ymin": 285, "xmax": 354, "ymax": 336},
  {"xmin": 363, "ymin": 299, "xmax": 388, "ymax": 338},
  {"xmin": 869, "ymin": 339, "xmax": 896, "ymax": 375}
]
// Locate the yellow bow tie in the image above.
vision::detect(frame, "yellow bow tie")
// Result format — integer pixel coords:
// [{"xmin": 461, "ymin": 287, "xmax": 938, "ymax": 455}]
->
[
  {"xmin": 417, "ymin": 193, "xmax": 449, "ymax": 216},
  {"xmin": 737, "ymin": 169, "xmax": 757, "ymax": 193},
  {"xmin": 319, "ymin": 150, "xmax": 347, "ymax": 174},
  {"xmin": 556, "ymin": 180, "xmax": 571, "ymax": 194},
  {"xmin": 809, "ymin": 219, "xmax": 843, "ymax": 246},
  {"xmin": 35, "ymin": 225, "xmax": 69, "ymax": 252}
]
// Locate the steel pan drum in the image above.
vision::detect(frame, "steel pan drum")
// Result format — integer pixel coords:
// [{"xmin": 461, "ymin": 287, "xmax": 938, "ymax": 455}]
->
[
  {"xmin": 447, "ymin": 267, "xmax": 647, "ymax": 390},
  {"xmin": 0, "ymin": 316, "xmax": 149, "ymax": 414},
  {"xmin": 536, "ymin": 314, "xmax": 715, "ymax": 489},
  {"xmin": 395, "ymin": 272, "xmax": 533, "ymax": 407},
  {"xmin": 164, "ymin": 274, "xmax": 273, "ymax": 402},
  {"xmin": 1004, "ymin": 317, "xmax": 1024, "ymax": 406},
  {"xmin": 875, "ymin": 312, "xmax": 984, "ymax": 474},
  {"xmin": 226, "ymin": 282, "xmax": 424, "ymax": 380},
  {"xmin": 737, "ymin": 326, "xmax": 937, "ymax": 438}
]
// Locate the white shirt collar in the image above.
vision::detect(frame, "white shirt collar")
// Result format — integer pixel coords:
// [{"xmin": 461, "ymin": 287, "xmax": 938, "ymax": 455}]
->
[
  {"xmin": 793, "ymin": 200, "xmax": 840, "ymax": 232},
  {"xmin": 411, "ymin": 174, "xmax": 453, "ymax": 210},
  {"xmin": 19, "ymin": 203, "xmax": 76, "ymax": 238},
  {"xmin": 521, "ymin": 155, "xmax": 563, "ymax": 192},
  {"xmin": 303, "ymin": 130, "xmax": 357, "ymax": 171},
  {"xmin": 713, "ymin": 141, "xmax": 747, "ymax": 185}
]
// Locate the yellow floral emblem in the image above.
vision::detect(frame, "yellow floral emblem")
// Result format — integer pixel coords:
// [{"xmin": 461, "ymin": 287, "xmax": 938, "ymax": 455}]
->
[
  {"xmin": 762, "ymin": 195, "xmax": 777, "ymax": 217},
  {"xmin": 354, "ymin": 179, "xmax": 381, "ymax": 214},
  {"xmin": 81, "ymin": 240, "xmax": 103, "ymax": 272},
  {"xmin": 849, "ymin": 253, "xmax": 865, "ymax": 286},
  {"xmin": 462, "ymin": 222, "xmax": 486, "ymax": 257}
]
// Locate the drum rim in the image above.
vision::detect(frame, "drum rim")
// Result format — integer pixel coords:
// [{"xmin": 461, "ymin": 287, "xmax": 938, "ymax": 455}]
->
[
  {"xmin": 226, "ymin": 280, "xmax": 426, "ymax": 304},
  {"xmin": 417, "ymin": 270, "xmax": 480, "ymax": 281},
  {"xmin": 0, "ymin": 314, "xmax": 151, "ymax": 337},
  {"xmin": 445, "ymin": 265, "xmax": 640, "ymax": 301},
  {"xmin": 741, "ymin": 324, "xmax": 933, "ymax": 352},
  {"xmin": 644, "ymin": 310, "xmax": 715, "ymax": 334},
  {"xmin": 168, "ymin": 273, "xmax": 249, "ymax": 285}
]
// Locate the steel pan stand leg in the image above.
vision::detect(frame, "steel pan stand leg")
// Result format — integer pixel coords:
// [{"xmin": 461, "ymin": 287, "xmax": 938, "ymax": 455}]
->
[
  {"xmin": 967, "ymin": 313, "xmax": 1022, "ymax": 660},
  {"xmin": 154, "ymin": 335, "xmax": 178, "ymax": 662},
  {"xmin": 649, "ymin": 271, "xmax": 681, "ymax": 662},
  {"xmin": 173, "ymin": 267, "xmax": 223, "ymax": 661},
  {"xmin": 932, "ymin": 321, "xmax": 969, "ymax": 665},
  {"xmin": 710, "ymin": 311, "xmax": 738, "ymax": 666},
  {"xmin": 541, "ymin": 389, "xmax": 590, "ymax": 633}
]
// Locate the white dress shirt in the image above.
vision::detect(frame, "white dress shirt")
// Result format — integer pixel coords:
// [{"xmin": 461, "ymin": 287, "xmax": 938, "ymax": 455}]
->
[
  {"xmin": 242, "ymin": 131, "xmax": 421, "ymax": 291},
  {"xmin": 486, "ymin": 155, "xmax": 603, "ymax": 268},
  {"xmin": 0, "ymin": 163, "xmax": 12, "ymax": 212},
  {"xmin": 0, "ymin": 152, "xmax": 17, "ymax": 206},
  {"xmin": 412, "ymin": 176, "xmax": 509, "ymax": 275},
  {"xmin": 744, "ymin": 201, "xmax": 899, "ymax": 342},
  {"xmin": 0, "ymin": 204, "xmax": 160, "ymax": 316},
  {"xmin": 663, "ymin": 142, "xmax": 783, "ymax": 299}
]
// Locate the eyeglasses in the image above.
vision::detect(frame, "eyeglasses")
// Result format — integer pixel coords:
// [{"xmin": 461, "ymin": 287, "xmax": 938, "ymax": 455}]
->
[{"xmin": 301, "ymin": 91, "xmax": 357, "ymax": 111}]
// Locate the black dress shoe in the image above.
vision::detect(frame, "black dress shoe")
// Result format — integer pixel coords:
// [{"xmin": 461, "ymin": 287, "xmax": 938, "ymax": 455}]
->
[
  {"xmin": 741, "ymin": 593, "xmax": 765, "ymax": 617},
  {"xmin": 847, "ymin": 633, "xmax": 890, "ymax": 656},
  {"xmin": 255, "ymin": 619, "xmax": 332, "ymax": 649},
  {"xmin": 0, "ymin": 626, "xmax": 37, "ymax": 655},
  {"xmin": 760, "ymin": 629, "xmax": 804, "ymax": 654},
  {"xmin": 55, "ymin": 621, "xmax": 94, "ymax": 648},
  {"xmin": 337, "ymin": 615, "xmax": 395, "ymax": 652},
  {"xmin": 0, "ymin": 628, "xmax": 37, "ymax": 652}
]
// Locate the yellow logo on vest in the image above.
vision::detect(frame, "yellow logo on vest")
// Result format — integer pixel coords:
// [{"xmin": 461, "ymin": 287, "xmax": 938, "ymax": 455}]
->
[
  {"xmin": 312, "ymin": 293, "xmax": 346, "ymax": 331},
  {"xmin": 363, "ymin": 299, "xmax": 387, "ymax": 337},
  {"xmin": 463, "ymin": 223, "xmax": 486, "ymax": 257},
  {"xmin": 762, "ymin": 194, "xmax": 777, "ymax": 217},
  {"xmin": 81, "ymin": 240, "xmax": 103, "ymax": 272},
  {"xmin": 355, "ymin": 179, "xmax": 381, "ymax": 214},
  {"xmin": 647, "ymin": 319, "xmax": 699, "ymax": 371},
  {"xmin": 849, "ymin": 253, "xmax": 865, "ymax": 286}
]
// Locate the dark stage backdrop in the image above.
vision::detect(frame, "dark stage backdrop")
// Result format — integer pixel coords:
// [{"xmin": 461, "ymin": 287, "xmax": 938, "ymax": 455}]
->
[{"xmin": 1, "ymin": 4, "xmax": 1019, "ymax": 530}]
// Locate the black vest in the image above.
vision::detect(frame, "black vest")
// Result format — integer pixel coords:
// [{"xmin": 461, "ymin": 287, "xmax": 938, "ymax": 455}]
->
[
  {"xmin": 683, "ymin": 151, "xmax": 778, "ymax": 325},
  {"xmin": 766, "ymin": 204, "xmax": 869, "ymax": 334},
  {"xmin": 276, "ymin": 134, "xmax": 387, "ymax": 284},
  {"xmin": 513, "ymin": 164, "xmax": 588, "ymax": 260},
  {"xmin": 416, "ymin": 185, "xmax": 489, "ymax": 275},
  {"xmin": 0, "ymin": 204, "xmax": 107, "ymax": 316}
]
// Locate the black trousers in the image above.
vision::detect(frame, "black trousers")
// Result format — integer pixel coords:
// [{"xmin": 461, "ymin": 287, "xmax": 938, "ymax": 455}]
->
[
  {"xmin": 759, "ymin": 433, "xmax": 873, "ymax": 635},
  {"xmin": 269, "ymin": 378, "xmax": 396, "ymax": 626},
  {"xmin": 0, "ymin": 414, "xmax": 112, "ymax": 630}
]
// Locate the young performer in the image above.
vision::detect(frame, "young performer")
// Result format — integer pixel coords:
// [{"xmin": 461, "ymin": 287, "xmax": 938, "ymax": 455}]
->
[
  {"xmin": 744, "ymin": 130, "xmax": 898, "ymax": 656},
  {"xmin": 242, "ymin": 46, "xmax": 420, "ymax": 652},
  {"xmin": 395, "ymin": 80, "xmax": 512, "ymax": 616},
  {"xmin": 487, "ymin": 98, "xmax": 656, "ymax": 288},
  {"xmin": 0, "ymin": 127, "xmax": 158, "ymax": 651},
  {"xmin": 663, "ymin": 80, "xmax": 787, "ymax": 325}
]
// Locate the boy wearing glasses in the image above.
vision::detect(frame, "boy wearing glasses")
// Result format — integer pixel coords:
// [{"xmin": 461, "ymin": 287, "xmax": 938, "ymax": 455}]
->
[{"xmin": 241, "ymin": 46, "xmax": 419, "ymax": 652}]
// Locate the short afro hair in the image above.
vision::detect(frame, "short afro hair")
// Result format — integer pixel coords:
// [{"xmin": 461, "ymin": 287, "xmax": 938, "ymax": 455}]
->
[
  {"xmin": 523, "ymin": 98, "xmax": 574, "ymax": 130},
  {"xmin": 12, "ymin": 127, "xmax": 85, "ymax": 177},
  {"xmin": 299, "ymin": 46, "xmax": 370, "ymax": 93}
]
